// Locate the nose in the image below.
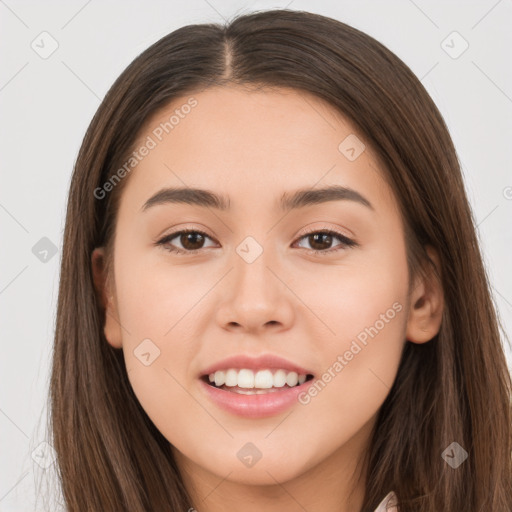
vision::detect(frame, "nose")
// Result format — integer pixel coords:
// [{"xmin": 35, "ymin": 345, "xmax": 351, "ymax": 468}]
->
[{"xmin": 214, "ymin": 246, "xmax": 295, "ymax": 334}]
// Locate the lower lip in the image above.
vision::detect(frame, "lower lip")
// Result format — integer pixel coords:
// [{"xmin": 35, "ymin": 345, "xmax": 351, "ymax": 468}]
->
[{"xmin": 199, "ymin": 377, "xmax": 314, "ymax": 418}]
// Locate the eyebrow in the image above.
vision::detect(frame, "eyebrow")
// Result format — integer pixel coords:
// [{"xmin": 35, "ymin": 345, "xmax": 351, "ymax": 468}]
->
[{"xmin": 140, "ymin": 184, "xmax": 374, "ymax": 213}]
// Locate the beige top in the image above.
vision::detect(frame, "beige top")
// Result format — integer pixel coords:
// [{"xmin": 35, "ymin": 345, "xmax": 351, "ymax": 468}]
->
[{"xmin": 373, "ymin": 491, "xmax": 398, "ymax": 511}]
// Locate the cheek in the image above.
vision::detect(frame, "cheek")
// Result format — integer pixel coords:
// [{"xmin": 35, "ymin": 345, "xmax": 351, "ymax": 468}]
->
[
  {"xmin": 114, "ymin": 241, "xmax": 210, "ymax": 339},
  {"xmin": 295, "ymin": 237, "xmax": 409, "ymax": 414},
  {"xmin": 113, "ymin": 246, "xmax": 207, "ymax": 431},
  {"xmin": 291, "ymin": 235, "xmax": 409, "ymax": 350}
]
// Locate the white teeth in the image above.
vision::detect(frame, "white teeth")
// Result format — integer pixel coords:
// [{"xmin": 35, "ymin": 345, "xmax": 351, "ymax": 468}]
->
[
  {"xmin": 214, "ymin": 371, "xmax": 225, "ymax": 387},
  {"xmin": 238, "ymin": 369, "xmax": 254, "ymax": 388},
  {"xmin": 207, "ymin": 369, "xmax": 310, "ymax": 389},
  {"xmin": 273, "ymin": 369, "xmax": 287, "ymax": 387},
  {"xmin": 254, "ymin": 369, "xmax": 273, "ymax": 388},
  {"xmin": 225, "ymin": 369, "xmax": 238, "ymax": 386}
]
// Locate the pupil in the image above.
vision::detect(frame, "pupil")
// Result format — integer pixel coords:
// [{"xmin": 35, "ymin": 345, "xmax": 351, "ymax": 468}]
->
[
  {"xmin": 182, "ymin": 232, "xmax": 204, "ymax": 250},
  {"xmin": 310, "ymin": 233, "xmax": 331, "ymax": 250}
]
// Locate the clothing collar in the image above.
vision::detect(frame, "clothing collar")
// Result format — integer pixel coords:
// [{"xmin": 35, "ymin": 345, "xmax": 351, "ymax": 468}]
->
[{"xmin": 373, "ymin": 491, "xmax": 398, "ymax": 511}]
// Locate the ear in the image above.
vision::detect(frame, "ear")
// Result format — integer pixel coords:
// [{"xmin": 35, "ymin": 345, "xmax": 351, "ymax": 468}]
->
[
  {"xmin": 406, "ymin": 245, "xmax": 444, "ymax": 344},
  {"xmin": 91, "ymin": 247, "xmax": 123, "ymax": 349}
]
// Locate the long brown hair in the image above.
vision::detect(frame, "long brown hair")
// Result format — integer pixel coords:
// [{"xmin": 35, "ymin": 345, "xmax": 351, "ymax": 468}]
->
[{"xmin": 49, "ymin": 9, "xmax": 512, "ymax": 511}]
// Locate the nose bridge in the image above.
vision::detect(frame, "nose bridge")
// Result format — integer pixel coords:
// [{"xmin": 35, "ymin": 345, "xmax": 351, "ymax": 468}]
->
[
  {"xmin": 232, "ymin": 234, "xmax": 276, "ymax": 301},
  {"xmin": 215, "ymin": 232, "xmax": 294, "ymax": 331}
]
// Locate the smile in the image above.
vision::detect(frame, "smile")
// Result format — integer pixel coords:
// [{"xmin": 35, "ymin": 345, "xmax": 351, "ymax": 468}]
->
[
  {"xmin": 199, "ymin": 371, "xmax": 315, "ymax": 418},
  {"xmin": 205, "ymin": 368, "xmax": 313, "ymax": 394}
]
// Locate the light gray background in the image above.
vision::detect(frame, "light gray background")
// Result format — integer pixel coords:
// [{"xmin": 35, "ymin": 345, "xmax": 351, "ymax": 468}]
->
[{"xmin": 1, "ymin": 1, "xmax": 511, "ymax": 510}]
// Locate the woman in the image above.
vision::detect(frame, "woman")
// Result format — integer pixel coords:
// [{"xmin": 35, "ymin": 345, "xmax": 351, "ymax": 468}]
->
[{"xmin": 49, "ymin": 9, "xmax": 512, "ymax": 511}]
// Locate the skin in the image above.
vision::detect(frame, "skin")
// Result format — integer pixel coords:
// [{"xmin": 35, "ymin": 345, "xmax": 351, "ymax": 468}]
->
[{"xmin": 92, "ymin": 85, "xmax": 444, "ymax": 512}]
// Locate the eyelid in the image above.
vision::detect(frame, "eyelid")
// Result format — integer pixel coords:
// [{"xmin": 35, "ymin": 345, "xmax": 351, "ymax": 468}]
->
[
  {"xmin": 156, "ymin": 223, "xmax": 216, "ymax": 240},
  {"xmin": 294, "ymin": 222, "xmax": 355, "ymax": 240}
]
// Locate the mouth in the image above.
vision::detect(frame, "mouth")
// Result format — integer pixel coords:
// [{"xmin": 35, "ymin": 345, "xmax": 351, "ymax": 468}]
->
[
  {"xmin": 199, "ymin": 363, "xmax": 317, "ymax": 418},
  {"xmin": 201, "ymin": 369, "xmax": 315, "ymax": 395}
]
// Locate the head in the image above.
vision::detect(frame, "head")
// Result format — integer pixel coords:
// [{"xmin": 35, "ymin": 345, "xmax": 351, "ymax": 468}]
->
[{"xmin": 50, "ymin": 9, "xmax": 511, "ymax": 512}]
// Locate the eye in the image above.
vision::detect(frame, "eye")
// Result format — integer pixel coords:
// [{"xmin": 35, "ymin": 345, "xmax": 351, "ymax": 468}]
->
[
  {"xmin": 156, "ymin": 229, "xmax": 217, "ymax": 254},
  {"xmin": 155, "ymin": 228, "xmax": 357, "ymax": 255},
  {"xmin": 293, "ymin": 229, "xmax": 358, "ymax": 255}
]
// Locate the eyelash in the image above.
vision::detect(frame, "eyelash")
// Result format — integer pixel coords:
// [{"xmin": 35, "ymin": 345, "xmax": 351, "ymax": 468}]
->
[{"xmin": 155, "ymin": 228, "xmax": 358, "ymax": 256}]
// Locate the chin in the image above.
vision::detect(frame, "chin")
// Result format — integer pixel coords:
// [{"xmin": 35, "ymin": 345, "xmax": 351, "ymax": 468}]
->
[{"xmin": 196, "ymin": 446, "xmax": 314, "ymax": 486}]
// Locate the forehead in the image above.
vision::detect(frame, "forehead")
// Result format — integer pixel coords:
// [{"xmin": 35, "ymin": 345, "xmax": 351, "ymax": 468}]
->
[{"xmin": 120, "ymin": 85, "xmax": 397, "ymax": 216}]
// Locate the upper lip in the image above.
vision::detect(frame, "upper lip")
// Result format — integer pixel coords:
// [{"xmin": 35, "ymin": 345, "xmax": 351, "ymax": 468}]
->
[{"xmin": 199, "ymin": 353, "xmax": 314, "ymax": 378}]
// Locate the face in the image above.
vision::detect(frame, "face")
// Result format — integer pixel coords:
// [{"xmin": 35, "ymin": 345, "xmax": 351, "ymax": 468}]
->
[{"xmin": 93, "ymin": 85, "xmax": 429, "ymax": 491}]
